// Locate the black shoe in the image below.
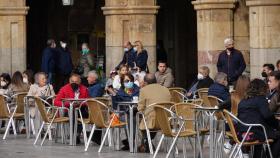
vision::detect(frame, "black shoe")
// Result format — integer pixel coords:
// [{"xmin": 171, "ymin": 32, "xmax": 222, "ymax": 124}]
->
[
  {"xmin": 76, "ymin": 136, "xmax": 81, "ymax": 144},
  {"xmin": 122, "ymin": 139, "xmax": 129, "ymax": 146},
  {"xmin": 121, "ymin": 145, "xmax": 129, "ymax": 151}
]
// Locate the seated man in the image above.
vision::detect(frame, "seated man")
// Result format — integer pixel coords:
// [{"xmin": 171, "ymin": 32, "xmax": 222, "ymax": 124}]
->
[
  {"xmin": 155, "ymin": 61, "xmax": 174, "ymax": 88},
  {"xmin": 87, "ymin": 70, "xmax": 104, "ymax": 98},
  {"xmin": 262, "ymin": 63, "xmax": 275, "ymax": 83},
  {"xmin": 208, "ymin": 72, "xmax": 230, "ymax": 109},
  {"xmin": 186, "ymin": 66, "xmax": 214, "ymax": 98},
  {"xmin": 137, "ymin": 73, "xmax": 171, "ymax": 152},
  {"xmin": 54, "ymin": 73, "xmax": 88, "ymax": 144},
  {"xmin": 267, "ymin": 71, "xmax": 279, "ymax": 102}
]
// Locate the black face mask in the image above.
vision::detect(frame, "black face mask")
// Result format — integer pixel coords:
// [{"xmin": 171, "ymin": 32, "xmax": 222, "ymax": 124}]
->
[
  {"xmin": 261, "ymin": 72, "xmax": 268, "ymax": 78},
  {"xmin": 70, "ymin": 83, "xmax": 79, "ymax": 92},
  {"xmin": 227, "ymin": 47, "xmax": 234, "ymax": 52}
]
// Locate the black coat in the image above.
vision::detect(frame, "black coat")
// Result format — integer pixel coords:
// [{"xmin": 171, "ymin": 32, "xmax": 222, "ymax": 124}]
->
[
  {"xmin": 217, "ymin": 49, "xmax": 246, "ymax": 83},
  {"xmin": 41, "ymin": 47, "xmax": 56, "ymax": 73},
  {"xmin": 237, "ymin": 96, "xmax": 279, "ymax": 140},
  {"xmin": 116, "ymin": 48, "xmax": 136, "ymax": 70},
  {"xmin": 135, "ymin": 50, "xmax": 148, "ymax": 71},
  {"xmin": 196, "ymin": 76, "xmax": 214, "ymax": 89},
  {"xmin": 56, "ymin": 48, "xmax": 73, "ymax": 75}
]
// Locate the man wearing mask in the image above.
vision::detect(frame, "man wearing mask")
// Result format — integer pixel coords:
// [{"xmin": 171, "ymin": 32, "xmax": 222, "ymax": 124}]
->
[
  {"xmin": 217, "ymin": 38, "xmax": 246, "ymax": 85},
  {"xmin": 155, "ymin": 61, "xmax": 174, "ymax": 88},
  {"xmin": 41, "ymin": 39, "xmax": 57, "ymax": 84},
  {"xmin": 186, "ymin": 66, "xmax": 214, "ymax": 98},
  {"xmin": 54, "ymin": 74, "xmax": 88, "ymax": 144},
  {"xmin": 115, "ymin": 41, "xmax": 136, "ymax": 70},
  {"xmin": 262, "ymin": 63, "xmax": 275, "ymax": 83}
]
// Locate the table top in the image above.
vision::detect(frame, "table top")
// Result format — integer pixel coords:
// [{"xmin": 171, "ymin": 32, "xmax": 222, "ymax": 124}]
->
[
  {"xmin": 61, "ymin": 98, "xmax": 88, "ymax": 102},
  {"xmin": 116, "ymin": 100, "xmax": 138, "ymax": 104},
  {"xmin": 192, "ymin": 106, "xmax": 220, "ymax": 111}
]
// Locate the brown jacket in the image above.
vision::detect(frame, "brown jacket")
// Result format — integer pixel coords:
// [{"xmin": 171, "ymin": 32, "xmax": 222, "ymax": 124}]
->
[
  {"xmin": 155, "ymin": 68, "xmax": 174, "ymax": 88},
  {"xmin": 137, "ymin": 84, "xmax": 171, "ymax": 130},
  {"xmin": 269, "ymin": 93, "xmax": 280, "ymax": 113}
]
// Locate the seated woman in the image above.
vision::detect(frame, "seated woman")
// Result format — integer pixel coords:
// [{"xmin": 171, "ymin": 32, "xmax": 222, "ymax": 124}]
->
[
  {"xmin": 0, "ymin": 73, "xmax": 11, "ymax": 95},
  {"xmin": 28, "ymin": 72, "xmax": 55, "ymax": 98},
  {"xmin": 8, "ymin": 71, "xmax": 30, "ymax": 95},
  {"xmin": 237, "ymin": 79, "xmax": 280, "ymax": 158},
  {"xmin": 113, "ymin": 64, "xmax": 129, "ymax": 90}
]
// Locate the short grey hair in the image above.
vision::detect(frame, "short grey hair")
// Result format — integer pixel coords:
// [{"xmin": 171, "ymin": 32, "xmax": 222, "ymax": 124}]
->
[
  {"xmin": 34, "ymin": 72, "xmax": 47, "ymax": 84},
  {"xmin": 88, "ymin": 70, "xmax": 98, "ymax": 79},
  {"xmin": 214, "ymin": 72, "xmax": 227, "ymax": 84},
  {"xmin": 224, "ymin": 38, "xmax": 234, "ymax": 46}
]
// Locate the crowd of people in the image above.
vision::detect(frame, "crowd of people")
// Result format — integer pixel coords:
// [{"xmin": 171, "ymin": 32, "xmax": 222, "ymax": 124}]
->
[{"xmin": 0, "ymin": 37, "xmax": 280, "ymax": 157}]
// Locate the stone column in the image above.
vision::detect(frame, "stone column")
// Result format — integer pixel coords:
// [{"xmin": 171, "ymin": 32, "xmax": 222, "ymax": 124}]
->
[
  {"xmin": 102, "ymin": 0, "xmax": 159, "ymax": 76},
  {"xmin": 192, "ymin": 0, "xmax": 237, "ymax": 78},
  {"xmin": 0, "ymin": 0, "xmax": 29, "ymax": 74},
  {"xmin": 246, "ymin": 0, "xmax": 280, "ymax": 78}
]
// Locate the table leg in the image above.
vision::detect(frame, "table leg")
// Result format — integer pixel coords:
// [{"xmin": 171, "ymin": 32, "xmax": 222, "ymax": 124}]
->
[
  {"xmin": 209, "ymin": 112, "xmax": 214, "ymax": 158},
  {"xmin": 69, "ymin": 103, "xmax": 73, "ymax": 145},
  {"xmin": 24, "ymin": 98, "xmax": 30, "ymax": 138},
  {"xmin": 129, "ymin": 106, "xmax": 133, "ymax": 153}
]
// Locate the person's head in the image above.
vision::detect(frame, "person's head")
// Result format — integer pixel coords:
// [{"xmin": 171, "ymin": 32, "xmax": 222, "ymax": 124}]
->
[
  {"xmin": 262, "ymin": 64, "xmax": 275, "ymax": 78},
  {"xmin": 81, "ymin": 43, "xmax": 90, "ymax": 54},
  {"xmin": 110, "ymin": 70, "xmax": 118, "ymax": 79},
  {"xmin": 119, "ymin": 64, "xmax": 129, "ymax": 75},
  {"xmin": 123, "ymin": 41, "xmax": 133, "ymax": 51},
  {"xmin": 143, "ymin": 73, "xmax": 157, "ymax": 86},
  {"xmin": 69, "ymin": 73, "xmax": 81, "ymax": 92},
  {"xmin": 276, "ymin": 60, "xmax": 280, "ymax": 71},
  {"xmin": 198, "ymin": 66, "xmax": 210, "ymax": 80},
  {"xmin": 0, "ymin": 73, "xmax": 11, "ymax": 89},
  {"xmin": 214, "ymin": 72, "xmax": 228, "ymax": 87},
  {"xmin": 47, "ymin": 39, "xmax": 56, "ymax": 48},
  {"xmin": 157, "ymin": 61, "xmax": 167, "ymax": 73},
  {"xmin": 235, "ymin": 75, "xmax": 250, "ymax": 98},
  {"xmin": 11, "ymin": 71, "xmax": 25, "ymax": 87},
  {"xmin": 35, "ymin": 72, "xmax": 47, "ymax": 87},
  {"xmin": 224, "ymin": 38, "xmax": 234, "ymax": 51},
  {"xmin": 134, "ymin": 40, "xmax": 143, "ymax": 52},
  {"xmin": 87, "ymin": 70, "xmax": 98, "ymax": 85},
  {"xmin": 268, "ymin": 71, "xmax": 280, "ymax": 91},
  {"xmin": 246, "ymin": 79, "xmax": 268, "ymax": 98},
  {"xmin": 23, "ymin": 69, "xmax": 34, "ymax": 84},
  {"xmin": 120, "ymin": 73, "xmax": 134, "ymax": 89}
]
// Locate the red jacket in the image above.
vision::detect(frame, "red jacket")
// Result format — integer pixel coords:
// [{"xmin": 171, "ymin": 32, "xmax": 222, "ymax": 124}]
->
[{"xmin": 54, "ymin": 83, "xmax": 89, "ymax": 107}]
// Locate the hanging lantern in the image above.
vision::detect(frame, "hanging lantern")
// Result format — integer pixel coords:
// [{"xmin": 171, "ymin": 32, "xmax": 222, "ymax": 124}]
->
[{"xmin": 62, "ymin": 0, "xmax": 74, "ymax": 6}]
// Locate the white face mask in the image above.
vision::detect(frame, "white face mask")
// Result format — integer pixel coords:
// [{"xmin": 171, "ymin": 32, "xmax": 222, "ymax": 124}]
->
[
  {"xmin": 133, "ymin": 47, "xmax": 137, "ymax": 52},
  {"xmin": 124, "ymin": 48, "xmax": 129, "ymax": 52},
  {"xmin": 0, "ymin": 81, "xmax": 7, "ymax": 87},
  {"xmin": 197, "ymin": 73, "xmax": 204, "ymax": 80},
  {"xmin": 23, "ymin": 78, "xmax": 28, "ymax": 84},
  {"xmin": 61, "ymin": 43, "xmax": 67, "ymax": 48}
]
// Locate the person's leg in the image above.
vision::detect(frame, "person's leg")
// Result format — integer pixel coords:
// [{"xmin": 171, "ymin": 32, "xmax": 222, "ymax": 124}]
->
[{"xmin": 47, "ymin": 72, "xmax": 53, "ymax": 84}]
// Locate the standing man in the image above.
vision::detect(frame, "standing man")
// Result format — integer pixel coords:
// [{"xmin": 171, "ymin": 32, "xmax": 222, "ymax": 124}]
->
[
  {"xmin": 41, "ymin": 39, "xmax": 57, "ymax": 84},
  {"xmin": 115, "ymin": 41, "xmax": 136, "ymax": 70},
  {"xmin": 155, "ymin": 61, "xmax": 174, "ymax": 88},
  {"xmin": 217, "ymin": 38, "xmax": 246, "ymax": 85}
]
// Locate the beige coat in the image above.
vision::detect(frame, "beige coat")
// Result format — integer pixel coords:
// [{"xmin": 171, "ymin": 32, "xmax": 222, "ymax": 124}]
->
[
  {"xmin": 137, "ymin": 84, "xmax": 171, "ymax": 130},
  {"xmin": 155, "ymin": 68, "xmax": 174, "ymax": 88}
]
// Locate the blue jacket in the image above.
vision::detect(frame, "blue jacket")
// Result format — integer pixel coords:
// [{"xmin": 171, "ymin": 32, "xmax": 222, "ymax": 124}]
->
[
  {"xmin": 116, "ymin": 48, "xmax": 136, "ymax": 70},
  {"xmin": 57, "ymin": 48, "xmax": 73, "ymax": 75},
  {"xmin": 135, "ymin": 50, "xmax": 148, "ymax": 71},
  {"xmin": 217, "ymin": 49, "xmax": 246, "ymax": 83},
  {"xmin": 208, "ymin": 83, "xmax": 230, "ymax": 102},
  {"xmin": 88, "ymin": 82, "xmax": 104, "ymax": 98},
  {"xmin": 41, "ymin": 47, "xmax": 56, "ymax": 73},
  {"xmin": 237, "ymin": 96, "xmax": 279, "ymax": 140},
  {"xmin": 112, "ymin": 84, "xmax": 140, "ymax": 109}
]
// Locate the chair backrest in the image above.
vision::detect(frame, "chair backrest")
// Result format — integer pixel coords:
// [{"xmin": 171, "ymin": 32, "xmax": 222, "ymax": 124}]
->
[
  {"xmin": 0, "ymin": 95, "xmax": 10, "ymax": 118},
  {"xmin": 34, "ymin": 97, "xmax": 50, "ymax": 123},
  {"xmin": 14, "ymin": 92, "xmax": 28, "ymax": 114},
  {"xmin": 207, "ymin": 96, "xmax": 224, "ymax": 120},
  {"xmin": 87, "ymin": 99, "xmax": 109, "ymax": 128},
  {"xmin": 95, "ymin": 97, "xmax": 110, "ymax": 107},
  {"xmin": 169, "ymin": 88, "xmax": 186, "ymax": 103},
  {"xmin": 174, "ymin": 103, "xmax": 196, "ymax": 131},
  {"xmin": 223, "ymin": 110, "xmax": 240, "ymax": 144},
  {"xmin": 147, "ymin": 102, "xmax": 175, "ymax": 110},
  {"xmin": 187, "ymin": 99, "xmax": 203, "ymax": 106},
  {"xmin": 153, "ymin": 105, "xmax": 175, "ymax": 137},
  {"xmin": 197, "ymin": 88, "xmax": 210, "ymax": 106}
]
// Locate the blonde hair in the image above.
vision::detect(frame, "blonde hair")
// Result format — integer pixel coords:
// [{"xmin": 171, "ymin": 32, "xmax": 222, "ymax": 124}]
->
[{"xmin": 134, "ymin": 40, "xmax": 143, "ymax": 53}]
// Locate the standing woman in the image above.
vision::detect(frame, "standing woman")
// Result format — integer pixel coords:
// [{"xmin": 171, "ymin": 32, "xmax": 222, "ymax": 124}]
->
[
  {"xmin": 134, "ymin": 41, "xmax": 148, "ymax": 72},
  {"xmin": 78, "ymin": 43, "xmax": 94, "ymax": 85}
]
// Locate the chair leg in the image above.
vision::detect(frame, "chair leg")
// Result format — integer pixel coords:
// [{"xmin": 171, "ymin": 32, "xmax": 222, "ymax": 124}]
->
[
  {"xmin": 31, "ymin": 119, "xmax": 36, "ymax": 135},
  {"xmin": 81, "ymin": 123, "xmax": 87, "ymax": 147},
  {"xmin": 34, "ymin": 122, "xmax": 45, "ymax": 145},
  {"xmin": 41, "ymin": 123, "xmax": 52, "ymax": 146},
  {"xmin": 183, "ymin": 138, "xmax": 188, "ymax": 158},
  {"xmin": 98, "ymin": 126, "xmax": 111, "ymax": 153},
  {"xmin": 3, "ymin": 118, "xmax": 12, "ymax": 140},
  {"xmin": 85, "ymin": 125, "xmax": 95, "ymax": 151},
  {"xmin": 153, "ymin": 134, "xmax": 165, "ymax": 158},
  {"xmin": 11, "ymin": 119, "xmax": 17, "ymax": 135}
]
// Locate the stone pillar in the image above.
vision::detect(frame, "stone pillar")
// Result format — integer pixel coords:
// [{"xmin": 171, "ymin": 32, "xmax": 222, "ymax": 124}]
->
[
  {"xmin": 0, "ymin": 0, "xmax": 29, "ymax": 74},
  {"xmin": 102, "ymin": 0, "xmax": 159, "ymax": 76},
  {"xmin": 192, "ymin": 0, "xmax": 237, "ymax": 78},
  {"xmin": 246, "ymin": 0, "xmax": 280, "ymax": 78}
]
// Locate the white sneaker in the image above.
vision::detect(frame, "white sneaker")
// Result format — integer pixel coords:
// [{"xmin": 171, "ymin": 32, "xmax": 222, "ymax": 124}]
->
[
  {"xmin": 224, "ymin": 141, "xmax": 232, "ymax": 154},
  {"xmin": 243, "ymin": 153, "xmax": 249, "ymax": 158}
]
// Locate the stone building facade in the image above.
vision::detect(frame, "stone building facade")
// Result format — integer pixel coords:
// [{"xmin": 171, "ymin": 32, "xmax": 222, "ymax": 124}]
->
[{"xmin": 0, "ymin": 0, "xmax": 279, "ymax": 85}]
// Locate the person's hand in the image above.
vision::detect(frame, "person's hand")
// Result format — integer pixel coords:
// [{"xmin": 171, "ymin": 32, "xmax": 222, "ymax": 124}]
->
[
  {"xmin": 107, "ymin": 88, "xmax": 116, "ymax": 96},
  {"xmin": 186, "ymin": 92, "xmax": 192, "ymax": 97}
]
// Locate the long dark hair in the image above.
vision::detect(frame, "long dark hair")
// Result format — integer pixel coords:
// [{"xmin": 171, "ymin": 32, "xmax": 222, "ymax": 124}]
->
[
  {"xmin": 0, "ymin": 73, "xmax": 11, "ymax": 89},
  {"xmin": 11, "ymin": 71, "xmax": 25, "ymax": 89},
  {"xmin": 245, "ymin": 79, "xmax": 268, "ymax": 99},
  {"xmin": 23, "ymin": 69, "xmax": 34, "ymax": 84},
  {"xmin": 120, "ymin": 73, "xmax": 134, "ymax": 89}
]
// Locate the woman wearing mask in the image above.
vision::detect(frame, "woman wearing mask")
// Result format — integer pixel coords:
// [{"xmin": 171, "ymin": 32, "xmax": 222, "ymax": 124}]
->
[
  {"xmin": 22, "ymin": 70, "xmax": 34, "ymax": 85},
  {"xmin": 77, "ymin": 43, "xmax": 94, "ymax": 85},
  {"xmin": 8, "ymin": 71, "xmax": 29, "ymax": 95},
  {"xmin": 133, "ymin": 41, "xmax": 148, "ymax": 72},
  {"xmin": 0, "ymin": 73, "xmax": 11, "ymax": 95}
]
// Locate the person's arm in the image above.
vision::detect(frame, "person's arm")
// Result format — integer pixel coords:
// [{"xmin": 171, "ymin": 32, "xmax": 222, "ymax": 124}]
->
[
  {"xmin": 54, "ymin": 88, "xmax": 66, "ymax": 107},
  {"xmin": 235, "ymin": 53, "xmax": 246, "ymax": 77},
  {"xmin": 259, "ymin": 98, "xmax": 279, "ymax": 128},
  {"xmin": 115, "ymin": 52, "xmax": 127, "ymax": 70},
  {"xmin": 163, "ymin": 73, "xmax": 174, "ymax": 88},
  {"xmin": 136, "ymin": 51, "xmax": 148, "ymax": 71},
  {"xmin": 137, "ymin": 91, "xmax": 145, "ymax": 112},
  {"xmin": 88, "ymin": 85, "xmax": 104, "ymax": 98},
  {"xmin": 86, "ymin": 54, "xmax": 94, "ymax": 69},
  {"xmin": 49, "ymin": 85, "xmax": 55, "ymax": 96},
  {"xmin": 216, "ymin": 53, "xmax": 223, "ymax": 72}
]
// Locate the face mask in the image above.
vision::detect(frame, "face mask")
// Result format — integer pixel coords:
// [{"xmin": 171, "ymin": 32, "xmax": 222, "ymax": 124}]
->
[
  {"xmin": 0, "ymin": 81, "xmax": 7, "ymax": 87},
  {"xmin": 61, "ymin": 43, "xmax": 67, "ymax": 48},
  {"xmin": 261, "ymin": 72, "xmax": 268, "ymax": 78},
  {"xmin": 70, "ymin": 83, "xmax": 79, "ymax": 92},
  {"xmin": 124, "ymin": 81, "xmax": 134, "ymax": 89},
  {"xmin": 133, "ymin": 47, "xmax": 137, "ymax": 52},
  {"xmin": 227, "ymin": 47, "xmax": 234, "ymax": 52},
  {"xmin": 124, "ymin": 48, "xmax": 129, "ymax": 52},
  {"xmin": 197, "ymin": 73, "xmax": 204, "ymax": 80},
  {"xmin": 23, "ymin": 78, "xmax": 28, "ymax": 84},
  {"xmin": 82, "ymin": 49, "xmax": 89, "ymax": 54}
]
